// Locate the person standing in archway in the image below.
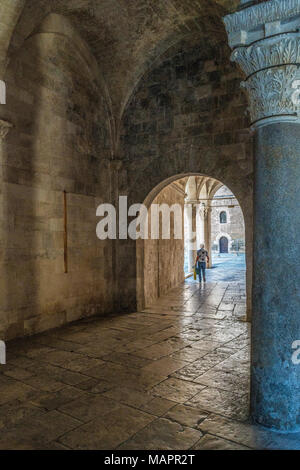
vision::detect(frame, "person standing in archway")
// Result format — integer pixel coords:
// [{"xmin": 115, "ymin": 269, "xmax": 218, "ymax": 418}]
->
[{"xmin": 195, "ymin": 244, "xmax": 209, "ymax": 283}]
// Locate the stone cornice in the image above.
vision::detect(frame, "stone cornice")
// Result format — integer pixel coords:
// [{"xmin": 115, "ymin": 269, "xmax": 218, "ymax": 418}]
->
[{"xmin": 224, "ymin": 0, "xmax": 300, "ymax": 35}]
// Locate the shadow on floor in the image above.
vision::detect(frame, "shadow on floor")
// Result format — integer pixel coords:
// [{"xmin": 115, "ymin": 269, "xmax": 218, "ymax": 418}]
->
[{"xmin": 0, "ymin": 258, "xmax": 299, "ymax": 450}]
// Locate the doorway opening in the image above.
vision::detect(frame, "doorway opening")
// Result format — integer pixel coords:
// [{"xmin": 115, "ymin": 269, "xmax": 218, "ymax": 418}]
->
[
  {"xmin": 137, "ymin": 174, "xmax": 247, "ymax": 315},
  {"xmin": 135, "ymin": 173, "xmax": 251, "ymax": 426},
  {"xmin": 219, "ymin": 237, "xmax": 228, "ymax": 253}
]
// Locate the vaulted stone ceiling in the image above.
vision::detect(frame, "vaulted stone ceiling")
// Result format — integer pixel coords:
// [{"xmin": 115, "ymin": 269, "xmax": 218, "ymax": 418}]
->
[{"xmin": 6, "ymin": 0, "xmax": 241, "ymax": 121}]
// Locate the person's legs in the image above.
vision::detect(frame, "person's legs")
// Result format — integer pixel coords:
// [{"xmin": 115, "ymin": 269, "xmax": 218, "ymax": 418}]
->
[
  {"xmin": 198, "ymin": 263, "xmax": 202, "ymax": 282},
  {"xmin": 200, "ymin": 262, "xmax": 206, "ymax": 282}
]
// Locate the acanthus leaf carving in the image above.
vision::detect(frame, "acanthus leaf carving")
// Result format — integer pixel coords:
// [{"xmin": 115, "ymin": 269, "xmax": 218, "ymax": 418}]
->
[
  {"xmin": 241, "ymin": 65, "xmax": 300, "ymax": 124},
  {"xmin": 232, "ymin": 35, "xmax": 300, "ymax": 78},
  {"xmin": 224, "ymin": 1, "xmax": 300, "ymax": 127}
]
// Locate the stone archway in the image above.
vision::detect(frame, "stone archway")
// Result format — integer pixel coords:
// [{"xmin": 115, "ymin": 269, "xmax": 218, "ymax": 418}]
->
[
  {"xmin": 135, "ymin": 173, "xmax": 249, "ymax": 317},
  {"xmin": 117, "ymin": 26, "xmax": 253, "ymax": 319}
]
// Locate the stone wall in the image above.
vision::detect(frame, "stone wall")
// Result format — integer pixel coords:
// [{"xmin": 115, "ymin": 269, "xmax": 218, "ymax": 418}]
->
[
  {"xmin": 0, "ymin": 0, "xmax": 24, "ymax": 77},
  {"xmin": 0, "ymin": 15, "xmax": 114, "ymax": 340},
  {"xmin": 119, "ymin": 34, "xmax": 254, "ymax": 318},
  {"xmin": 139, "ymin": 182, "xmax": 185, "ymax": 309},
  {"xmin": 0, "ymin": 15, "xmax": 255, "ymax": 340},
  {"xmin": 211, "ymin": 186, "xmax": 245, "ymax": 252}
]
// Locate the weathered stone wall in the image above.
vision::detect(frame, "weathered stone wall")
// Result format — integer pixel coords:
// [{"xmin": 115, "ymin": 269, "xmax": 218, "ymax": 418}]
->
[
  {"xmin": 140, "ymin": 182, "xmax": 185, "ymax": 309},
  {"xmin": 0, "ymin": 0, "xmax": 25, "ymax": 77},
  {"xmin": 0, "ymin": 15, "xmax": 114, "ymax": 340},
  {"xmin": 211, "ymin": 186, "xmax": 245, "ymax": 252},
  {"xmin": 0, "ymin": 11, "xmax": 255, "ymax": 339},
  {"xmin": 119, "ymin": 34, "xmax": 253, "ymax": 318}
]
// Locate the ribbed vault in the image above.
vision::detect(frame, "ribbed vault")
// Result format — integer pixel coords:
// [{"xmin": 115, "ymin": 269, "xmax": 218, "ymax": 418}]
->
[{"xmin": 3, "ymin": 0, "xmax": 241, "ymax": 123}]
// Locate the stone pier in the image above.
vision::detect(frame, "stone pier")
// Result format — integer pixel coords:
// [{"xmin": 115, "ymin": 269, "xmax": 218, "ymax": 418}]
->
[{"xmin": 224, "ymin": 0, "xmax": 300, "ymax": 431}]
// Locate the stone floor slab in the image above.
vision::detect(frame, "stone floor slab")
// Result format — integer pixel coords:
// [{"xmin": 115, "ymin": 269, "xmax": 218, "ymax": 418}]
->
[
  {"xmin": 118, "ymin": 417, "xmax": 202, "ymax": 450},
  {"xmin": 1, "ymin": 270, "xmax": 299, "ymax": 450}
]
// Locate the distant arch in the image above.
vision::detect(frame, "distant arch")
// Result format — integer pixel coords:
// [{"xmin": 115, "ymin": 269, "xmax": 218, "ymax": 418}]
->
[
  {"xmin": 214, "ymin": 232, "xmax": 232, "ymax": 254},
  {"xmin": 219, "ymin": 236, "xmax": 229, "ymax": 253}
]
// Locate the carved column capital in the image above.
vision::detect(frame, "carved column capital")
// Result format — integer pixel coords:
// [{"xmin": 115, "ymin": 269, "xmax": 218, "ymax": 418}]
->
[
  {"xmin": 196, "ymin": 202, "xmax": 205, "ymax": 220},
  {"xmin": 224, "ymin": 0, "xmax": 300, "ymax": 128},
  {"xmin": 204, "ymin": 206, "xmax": 212, "ymax": 219},
  {"xmin": 0, "ymin": 119, "xmax": 12, "ymax": 140},
  {"xmin": 199, "ymin": 204, "xmax": 212, "ymax": 220}
]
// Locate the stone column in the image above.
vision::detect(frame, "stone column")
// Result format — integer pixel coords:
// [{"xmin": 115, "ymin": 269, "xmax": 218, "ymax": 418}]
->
[
  {"xmin": 224, "ymin": 0, "xmax": 300, "ymax": 431},
  {"xmin": 108, "ymin": 159, "xmax": 124, "ymax": 311},
  {"xmin": 204, "ymin": 206, "xmax": 212, "ymax": 269},
  {"xmin": 185, "ymin": 202, "xmax": 197, "ymax": 272},
  {"xmin": 0, "ymin": 81, "xmax": 6, "ymax": 105},
  {"xmin": 0, "ymin": 118, "xmax": 12, "ymax": 188},
  {"xmin": 197, "ymin": 202, "xmax": 205, "ymax": 247},
  {"xmin": 0, "ymin": 118, "xmax": 12, "ymax": 333}
]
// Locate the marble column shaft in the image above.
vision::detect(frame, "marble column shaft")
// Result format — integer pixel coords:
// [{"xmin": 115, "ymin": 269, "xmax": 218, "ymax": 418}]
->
[{"xmin": 224, "ymin": 0, "xmax": 300, "ymax": 431}]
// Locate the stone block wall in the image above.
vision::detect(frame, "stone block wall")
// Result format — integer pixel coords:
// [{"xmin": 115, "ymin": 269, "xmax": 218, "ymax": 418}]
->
[
  {"xmin": 211, "ymin": 186, "xmax": 245, "ymax": 252},
  {"xmin": 140, "ymin": 182, "xmax": 185, "ymax": 309},
  {"xmin": 119, "ymin": 34, "xmax": 254, "ymax": 318},
  {"xmin": 0, "ymin": 15, "xmax": 255, "ymax": 339},
  {"xmin": 0, "ymin": 15, "xmax": 114, "ymax": 340}
]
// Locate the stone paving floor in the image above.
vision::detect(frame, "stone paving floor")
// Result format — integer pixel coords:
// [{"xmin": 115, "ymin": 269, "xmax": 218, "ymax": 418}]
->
[
  {"xmin": 0, "ymin": 260, "xmax": 299, "ymax": 450},
  {"xmin": 186, "ymin": 253, "xmax": 247, "ymax": 283}
]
